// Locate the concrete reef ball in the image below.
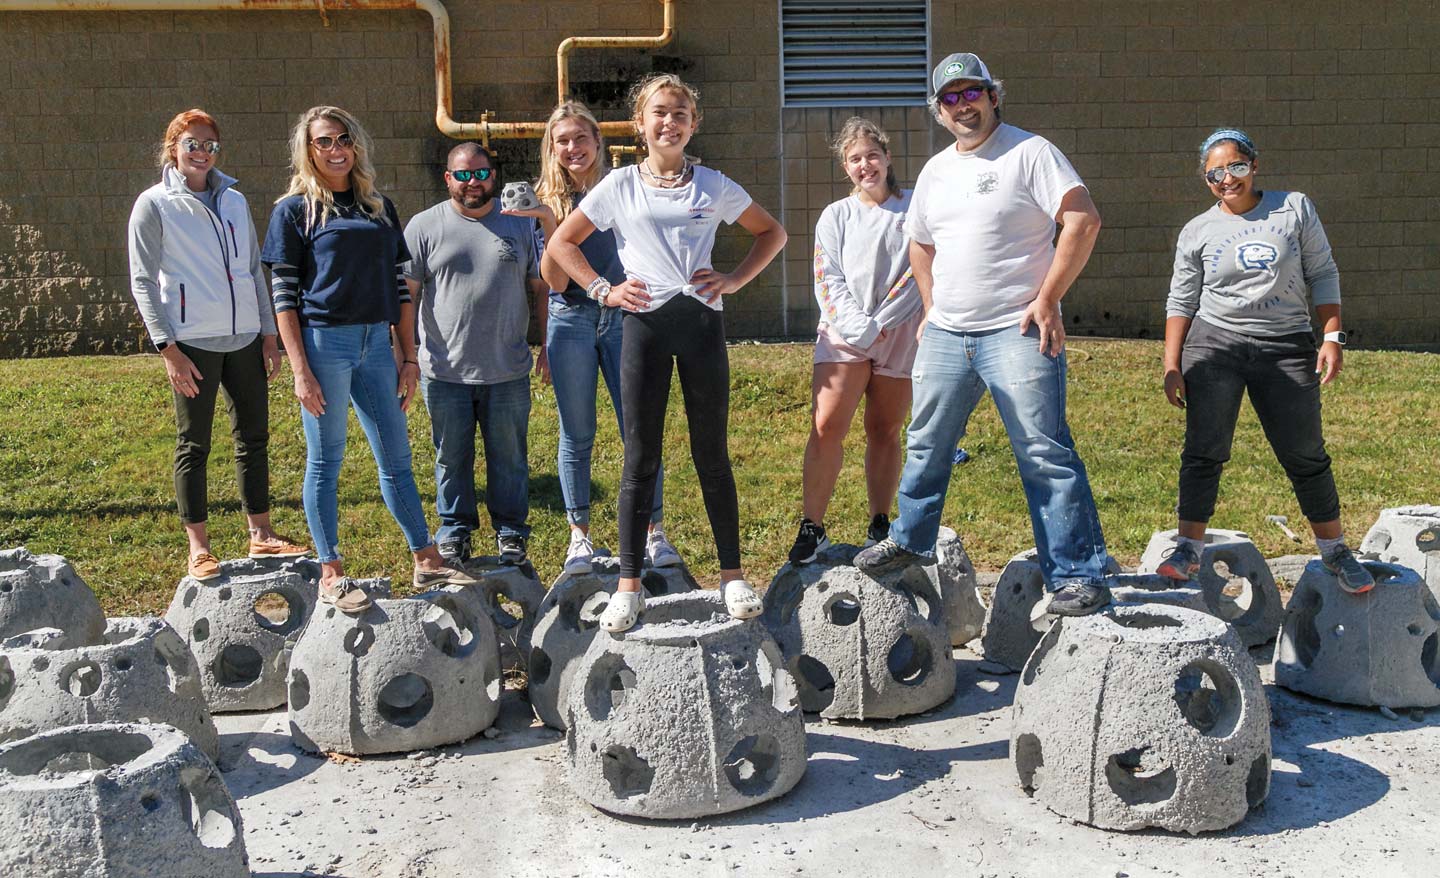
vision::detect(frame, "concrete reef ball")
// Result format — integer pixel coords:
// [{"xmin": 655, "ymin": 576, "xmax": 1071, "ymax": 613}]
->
[
  {"xmin": 0, "ymin": 722, "xmax": 248, "ymax": 878},
  {"xmin": 288, "ymin": 585, "xmax": 501, "ymax": 755},
  {"xmin": 1360, "ymin": 505, "xmax": 1440, "ymax": 590},
  {"xmin": 981, "ymin": 549, "xmax": 1123, "ymax": 672},
  {"xmin": 0, "ymin": 616, "xmax": 219, "ymax": 760},
  {"xmin": 164, "ymin": 558, "xmax": 320, "ymax": 713},
  {"xmin": 1012, "ymin": 605, "xmax": 1271, "ymax": 834},
  {"xmin": 1275, "ymin": 560, "xmax": 1440, "ymax": 709},
  {"xmin": 565, "ymin": 591, "xmax": 806, "ymax": 819},
  {"xmin": 1137, "ymin": 529, "xmax": 1283, "ymax": 647},
  {"xmin": 761, "ymin": 543, "xmax": 955, "ymax": 720},
  {"xmin": 529, "ymin": 555, "xmax": 697, "ymax": 730},
  {"xmin": 936, "ymin": 527, "xmax": 985, "ymax": 647},
  {"xmin": 0, "ymin": 547, "xmax": 106, "ymax": 647},
  {"xmin": 462, "ymin": 556, "xmax": 546, "ymax": 675},
  {"xmin": 1108, "ymin": 574, "xmax": 1213, "ymax": 617}
]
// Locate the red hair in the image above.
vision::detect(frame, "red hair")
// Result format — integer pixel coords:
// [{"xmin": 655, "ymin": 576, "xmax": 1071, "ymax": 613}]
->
[{"xmin": 159, "ymin": 108, "xmax": 221, "ymax": 168}]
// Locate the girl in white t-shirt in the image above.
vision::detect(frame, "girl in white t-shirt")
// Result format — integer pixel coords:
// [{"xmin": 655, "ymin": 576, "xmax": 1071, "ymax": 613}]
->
[
  {"xmin": 548, "ymin": 74, "xmax": 788, "ymax": 632},
  {"xmin": 789, "ymin": 118, "xmax": 923, "ymax": 565}
]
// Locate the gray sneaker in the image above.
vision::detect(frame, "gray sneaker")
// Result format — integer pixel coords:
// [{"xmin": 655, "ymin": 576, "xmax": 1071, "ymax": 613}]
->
[
  {"xmin": 1048, "ymin": 581, "xmax": 1112, "ymax": 616},
  {"xmin": 1155, "ymin": 543, "xmax": 1201, "ymax": 581},
  {"xmin": 853, "ymin": 538, "xmax": 927, "ymax": 574},
  {"xmin": 1321, "ymin": 544, "xmax": 1375, "ymax": 594}
]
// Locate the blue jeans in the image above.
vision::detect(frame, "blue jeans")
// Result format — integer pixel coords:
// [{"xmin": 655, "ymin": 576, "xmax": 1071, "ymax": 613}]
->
[
  {"xmin": 547, "ymin": 298, "xmax": 662, "ymax": 527},
  {"xmin": 890, "ymin": 323, "xmax": 1110, "ymax": 589},
  {"xmin": 300, "ymin": 322, "xmax": 433, "ymax": 563},
  {"xmin": 422, "ymin": 375, "xmax": 531, "ymax": 544}
]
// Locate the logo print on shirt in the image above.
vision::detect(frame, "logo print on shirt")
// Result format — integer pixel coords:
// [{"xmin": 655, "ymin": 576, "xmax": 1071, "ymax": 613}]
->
[
  {"xmin": 498, "ymin": 236, "xmax": 519, "ymax": 263},
  {"xmin": 690, "ymin": 206, "xmax": 716, "ymax": 223},
  {"xmin": 1236, "ymin": 241, "xmax": 1278, "ymax": 272},
  {"xmin": 975, "ymin": 172, "xmax": 999, "ymax": 195}
]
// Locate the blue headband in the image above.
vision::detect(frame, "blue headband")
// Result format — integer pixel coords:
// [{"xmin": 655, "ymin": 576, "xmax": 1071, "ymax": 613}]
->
[{"xmin": 1200, "ymin": 128, "xmax": 1256, "ymax": 157}]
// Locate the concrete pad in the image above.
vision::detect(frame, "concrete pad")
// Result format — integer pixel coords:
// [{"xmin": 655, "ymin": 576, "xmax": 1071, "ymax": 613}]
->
[
  {"xmin": 981, "ymin": 549, "xmax": 1123, "ymax": 671},
  {"xmin": 288, "ymin": 586, "xmax": 501, "ymax": 755},
  {"xmin": 1109, "ymin": 573, "xmax": 1213, "ymax": 616},
  {"xmin": 528, "ymin": 556, "xmax": 697, "ymax": 730},
  {"xmin": 1138, "ymin": 529, "xmax": 1284, "ymax": 646},
  {"xmin": 1275, "ymin": 560, "xmax": 1440, "ymax": 709},
  {"xmin": 1360, "ymin": 505, "xmax": 1440, "ymax": 592},
  {"xmin": 0, "ymin": 547, "xmax": 105, "ymax": 647},
  {"xmin": 164, "ymin": 559, "xmax": 320, "ymax": 713},
  {"xmin": 461, "ymin": 557, "xmax": 546, "ymax": 675},
  {"xmin": 0, "ymin": 616, "xmax": 219, "ymax": 759},
  {"xmin": 1012, "ymin": 605, "xmax": 1271, "ymax": 834},
  {"xmin": 0, "ymin": 722, "xmax": 248, "ymax": 878},
  {"xmin": 935, "ymin": 527, "xmax": 985, "ymax": 647},
  {"xmin": 565, "ymin": 591, "xmax": 806, "ymax": 819},
  {"xmin": 762, "ymin": 544, "xmax": 955, "ymax": 720}
]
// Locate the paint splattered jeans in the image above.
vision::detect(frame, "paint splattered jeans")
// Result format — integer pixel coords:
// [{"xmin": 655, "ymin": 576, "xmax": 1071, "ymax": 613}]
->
[{"xmin": 889, "ymin": 322, "xmax": 1112, "ymax": 590}]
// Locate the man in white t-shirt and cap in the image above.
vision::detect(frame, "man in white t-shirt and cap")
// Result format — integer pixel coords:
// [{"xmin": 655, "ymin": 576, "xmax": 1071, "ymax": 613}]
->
[{"xmin": 855, "ymin": 52, "xmax": 1115, "ymax": 616}]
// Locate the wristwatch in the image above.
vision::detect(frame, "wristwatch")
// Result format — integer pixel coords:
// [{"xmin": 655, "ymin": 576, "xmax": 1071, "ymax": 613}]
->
[
  {"xmin": 154, "ymin": 340, "xmax": 171, "ymax": 352},
  {"xmin": 1322, "ymin": 330, "xmax": 1347, "ymax": 346}
]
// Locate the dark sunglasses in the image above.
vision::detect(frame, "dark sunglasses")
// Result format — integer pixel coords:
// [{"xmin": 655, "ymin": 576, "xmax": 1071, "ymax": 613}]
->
[
  {"xmin": 448, "ymin": 168, "xmax": 493, "ymax": 183},
  {"xmin": 938, "ymin": 86, "xmax": 988, "ymax": 106},
  {"xmin": 1203, "ymin": 161, "xmax": 1252, "ymax": 185},
  {"xmin": 310, "ymin": 133, "xmax": 354, "ymax": 151},
  {"xmin": 181, "ymin": 138, "xmax": 221, "ymax": 155}
]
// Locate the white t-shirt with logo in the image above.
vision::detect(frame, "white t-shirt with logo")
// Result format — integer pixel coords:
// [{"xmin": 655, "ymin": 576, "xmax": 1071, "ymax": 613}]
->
[
  {"xmin": 907, "ymin": 123, "xmax": 1085, "ymax": 332},
  {"xmin": 578, "ymin": 164, "xmax": 753, "ymax": 311}
]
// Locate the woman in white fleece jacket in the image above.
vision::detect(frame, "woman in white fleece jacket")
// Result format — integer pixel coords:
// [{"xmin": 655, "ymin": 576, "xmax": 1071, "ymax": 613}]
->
[
  {"xmin": 788, "ymin": 117, "xmax": 924, "ymax": 565},
  {"xmin": 127, "ymin": 108, "xmax": 307, "ymax": 581}
]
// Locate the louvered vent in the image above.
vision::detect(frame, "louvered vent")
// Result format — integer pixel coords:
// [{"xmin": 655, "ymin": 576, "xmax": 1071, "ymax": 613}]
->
[{"xmin": 781, "ymin": 0, "xmax": 930, "ymax": 107}]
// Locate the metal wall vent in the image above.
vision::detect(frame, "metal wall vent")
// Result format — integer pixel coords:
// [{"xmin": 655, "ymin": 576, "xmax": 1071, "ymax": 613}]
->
[{"xmin": 781, "ymin": 0, "xmax": 929, "ymax": 107}]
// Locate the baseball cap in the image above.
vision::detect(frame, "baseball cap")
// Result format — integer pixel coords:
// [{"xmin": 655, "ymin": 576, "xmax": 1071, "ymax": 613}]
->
[{"xmin": 931, "ymin": 52, "xmax": 993, "ymax": 95}]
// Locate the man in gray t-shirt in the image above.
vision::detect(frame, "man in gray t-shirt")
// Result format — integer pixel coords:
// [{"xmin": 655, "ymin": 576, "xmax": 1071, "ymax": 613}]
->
[{"xmin": 404, "ymin": 143, "xmax": 545, "ymax": 565}]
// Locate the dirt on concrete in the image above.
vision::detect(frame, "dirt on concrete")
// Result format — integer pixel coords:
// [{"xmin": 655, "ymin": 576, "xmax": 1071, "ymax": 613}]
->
[{"xmin": 219, "ymin": 639, "xmax": 1436, "ymax": 878}]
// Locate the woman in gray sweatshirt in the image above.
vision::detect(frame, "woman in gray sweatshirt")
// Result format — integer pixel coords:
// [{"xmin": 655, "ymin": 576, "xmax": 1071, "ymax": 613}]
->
[
  {"xmin": 128, "ymin": 108, "xmax": 307, "ymax": 581},
  {"xmin": 1156, "ymin": 127, "xmax": 1372, "ymax": 594}
]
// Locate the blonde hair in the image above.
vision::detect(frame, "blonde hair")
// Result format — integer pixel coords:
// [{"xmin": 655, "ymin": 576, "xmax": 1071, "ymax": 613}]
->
[
  {"xmin": 832, "ymin": 117, "xmax": 900, "ymax": 198},
  {"xmin": 159, "ymin": 108, "xmax": 220, "ymax": 169},
  {"xmin": 628, "ymin": 73, "xmax": 703, "ymax": 132},
  {"xmin": 535, "ymin": 101, "xmax": 606, "ymax": 222},
  {"xmin": 278, "ymin": 106, "xmax": 387, "ymax": 232}
]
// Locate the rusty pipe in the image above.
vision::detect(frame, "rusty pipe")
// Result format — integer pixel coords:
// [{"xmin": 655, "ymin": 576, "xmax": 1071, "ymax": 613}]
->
[
  {"xmin": 557, "ymin": 0, "xmax": 675, "ymax": 103},
  {"xmin": 6, "ymin": 0, "xmax": 671, "ymax": 142}
]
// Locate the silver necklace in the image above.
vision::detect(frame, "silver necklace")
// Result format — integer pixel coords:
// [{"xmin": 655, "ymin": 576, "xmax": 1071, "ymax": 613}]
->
[{"xmin": 639, "ymin": 158, "xmax": 690, "ymax": 187}]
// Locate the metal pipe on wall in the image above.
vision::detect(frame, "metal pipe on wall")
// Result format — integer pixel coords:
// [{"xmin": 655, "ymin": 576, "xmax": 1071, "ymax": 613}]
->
[{"xmin": 5, "ymin": 0, "xmax": 676, "ymax": 144}]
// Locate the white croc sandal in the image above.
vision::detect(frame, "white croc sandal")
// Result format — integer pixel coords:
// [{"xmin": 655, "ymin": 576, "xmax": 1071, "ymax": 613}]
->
[
  {"xmin": 722, "ymin": 579, "xmax": 763, "ymax": 620},
  {"xmin": 600, "ymin": 590, "xmax": 645, "ymax": 633}
]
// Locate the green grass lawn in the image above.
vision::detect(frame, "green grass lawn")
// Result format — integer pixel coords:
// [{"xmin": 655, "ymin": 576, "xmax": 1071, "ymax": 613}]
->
[{"xmin": 1, "ymin": 340, "xmax": 1435, "ymax": 616}]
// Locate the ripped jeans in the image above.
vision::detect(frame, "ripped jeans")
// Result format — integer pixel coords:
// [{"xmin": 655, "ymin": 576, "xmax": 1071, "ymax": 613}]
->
[{"xmin": 889, "ymin": 322, "xmax": 1111, "ymax": 589}]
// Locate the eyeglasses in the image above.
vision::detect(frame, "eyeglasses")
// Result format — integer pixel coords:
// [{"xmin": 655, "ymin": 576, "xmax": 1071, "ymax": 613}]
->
[
  {"xmin": 310, "ymin": 133, "xmax": 354, "ymax": 151},
  {"xmin": 938, "ymin": 86, "xmax": 988, "ymax": 107},
  {"xmin": 448, "ymin": 168, "xmax": 493, "ymax": 183},
  {"xmin": 1203, "ymin": 161, "xmax": 1252, "ymax": 185},
  {"xmin": 180, "ymin": 138, "xmax": 221, "ymax": 155}
]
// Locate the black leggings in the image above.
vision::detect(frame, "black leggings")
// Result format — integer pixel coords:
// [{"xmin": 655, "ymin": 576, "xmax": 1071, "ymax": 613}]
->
[
  {"xmin": 618, "ymin": 295, "xmax": 739, "ymax": 577},
  {"xmin": 173, "ymin": 336, "xmax": 270, "ymax": 524}
]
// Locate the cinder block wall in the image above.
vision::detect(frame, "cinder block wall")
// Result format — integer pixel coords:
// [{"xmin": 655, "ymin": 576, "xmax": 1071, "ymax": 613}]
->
[{"xmin": 1, "ymin": 1, "xmax": 1437, "ymax": 356}]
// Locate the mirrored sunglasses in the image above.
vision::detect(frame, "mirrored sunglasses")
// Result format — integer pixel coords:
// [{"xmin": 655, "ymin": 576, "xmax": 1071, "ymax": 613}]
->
[
  {"xmin": 938, "ymin": 86, "xmax": 988, "ymax": 106},
  {"xmin": 181, "ymin": 138, "xmax": 221, "ymax": 155},
  {"xmin": 1204, "ymin": 161, "xmax": 1252, "ymax": 185},
  {"xmin": 448, "ymin": 168, "xmax": 493, "ymax": 183}
]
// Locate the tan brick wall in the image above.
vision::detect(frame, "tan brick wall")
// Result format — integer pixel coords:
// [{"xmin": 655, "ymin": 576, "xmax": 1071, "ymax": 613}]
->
[{"xmin": 1, "ymin": 1, "xmax": 1438, "ymax": 355}]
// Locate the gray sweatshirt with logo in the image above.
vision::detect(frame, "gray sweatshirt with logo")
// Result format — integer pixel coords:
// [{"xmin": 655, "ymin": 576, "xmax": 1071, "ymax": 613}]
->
[{"xmin": 1166, "ymin": 189, "xmax": 1340, "ymax": 337}]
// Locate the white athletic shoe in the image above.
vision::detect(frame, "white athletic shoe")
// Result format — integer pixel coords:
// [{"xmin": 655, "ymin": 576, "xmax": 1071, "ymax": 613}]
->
[
  {"xmin": 646, "ymin": 525, "xmax": 682, "ymax": 568},
  {"xmin": 564, "ymin": 530, "xmax": 595, "ymax": 576}
]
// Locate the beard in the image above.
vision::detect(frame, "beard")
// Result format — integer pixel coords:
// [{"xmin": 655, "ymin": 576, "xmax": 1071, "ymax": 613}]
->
[{"xmin": 457, "ymin": 187, "xmax": 493, "ymax": 210}]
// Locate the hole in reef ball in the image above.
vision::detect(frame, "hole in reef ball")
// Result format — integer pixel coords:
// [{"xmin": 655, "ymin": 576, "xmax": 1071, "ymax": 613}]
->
[
  {"xmin": 794, "ymin": 654, "xmax": 836, "ymax": 713},
  {"xmin": 1105, "ymin": 746, "xmax": 1177, "ymax": 806},
  {"xmin": 1245, "ymin": 754, "xmax": 1270, "ymax": 808},
  {"xmin": 181, "ymin": 766, "xmax": 237, "ymax": 849},
  {"xmin": 886, "ymin": 632, "xmax": 932, "ymax": 687},
  {"xmin": 288, "ymin": 669, "xmax": 310, "ymax": 712},
  {"xmin": 192, "ymin": 619, "xmax": 210, "ymax": 643},
  {"xmin": 377, "ymin": 673, "xmax": 434, "ymax": 728},
  {"xmin": 723, "ymin": 734, "xmax": 782, "ymax": 796},
  {"xmin": 826, "ymin": 595, "xmax": 861, "ymax": 626},
  {"xmin": 1014, "ymin": 732, "xmax": 1044, "ymax": 794},
  {"xmin": 601, "ymin": 744, "xmax": 654, "ymax": 799},
  {"xmin": 529, "ymin": 647, "xmax": 553, "ymax": 686},
  {"xmin": 63, "ymin": 661, "xmax": 103, "ymax": 698},
  {"xmin": 212, "ymin": 644, "xmax": 263, "ymax": 688},
  {"xmin": 1173, "ymin": 660, "xmax": 1241, "ymax": 737},
  {"xmin": 253, "ymin": 590, "xmax": 303, "ymax": 636},
  {"xmin": 584, "ymin": 654, "xmax": 636, "ymax": 721},
  {"xmin": 343, "ymin": 624, "xmax": 375, "ymax": 657},
  {"xmin": 140, "ymin": 793, "xmax": 162, "ymax": 812}
]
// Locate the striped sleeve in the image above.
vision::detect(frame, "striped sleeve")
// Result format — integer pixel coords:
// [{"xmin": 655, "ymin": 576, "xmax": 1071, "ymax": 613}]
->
[
  {"xmin": 397, "ymin": 268, "xmax": 411, "ymax": 305},
  {"xmin": 269, "ymin": 263, "xmax": 301, "ymax": 314}
]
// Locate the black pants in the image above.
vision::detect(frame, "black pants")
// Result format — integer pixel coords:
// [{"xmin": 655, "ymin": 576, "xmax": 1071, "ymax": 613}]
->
[
  {"xmin": 1177, "ymin": 318, "xmax": 1340, "ymax": 524},
  {"xmin": 618, "ymin": 295, "xmax": 740, "ymax": 577},
  {"xmin": 173, "ymin": 337, "xmax": 270, "ymax": 524}
]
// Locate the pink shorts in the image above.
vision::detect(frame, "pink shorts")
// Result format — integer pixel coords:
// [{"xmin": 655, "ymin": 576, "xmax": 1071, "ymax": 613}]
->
[{"xmin": 813, "ymin": 309, "xmax": 924, "ymax": 379}]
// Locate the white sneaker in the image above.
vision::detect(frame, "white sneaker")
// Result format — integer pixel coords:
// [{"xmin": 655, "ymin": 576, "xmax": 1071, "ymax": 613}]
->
[
  {"xmin": 564, "ymin": 530, "xmax": 595, "ymax": 575},
  {"xmin": 646, "ymin": 525, "xmax": 682, "ymax": 568}
]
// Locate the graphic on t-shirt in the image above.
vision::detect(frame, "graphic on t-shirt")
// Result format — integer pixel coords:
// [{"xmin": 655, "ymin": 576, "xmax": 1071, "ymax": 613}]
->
[
  {"xmin": 497, "ymin": 236, "xmax": 519, "ymax": 263},
  {"xmin": 975, "ymin": 172, "xmax": 999, "ymax": 195},
  {"xmin": 1236, "ymin": 241, "xmax": 1278, "ymax": 272}
]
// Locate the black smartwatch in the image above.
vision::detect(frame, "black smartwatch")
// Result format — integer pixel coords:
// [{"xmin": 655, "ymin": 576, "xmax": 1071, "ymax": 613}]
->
[{"xmin": 155, "ymin": 340, "xmax": 171, "ymax": 352}]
